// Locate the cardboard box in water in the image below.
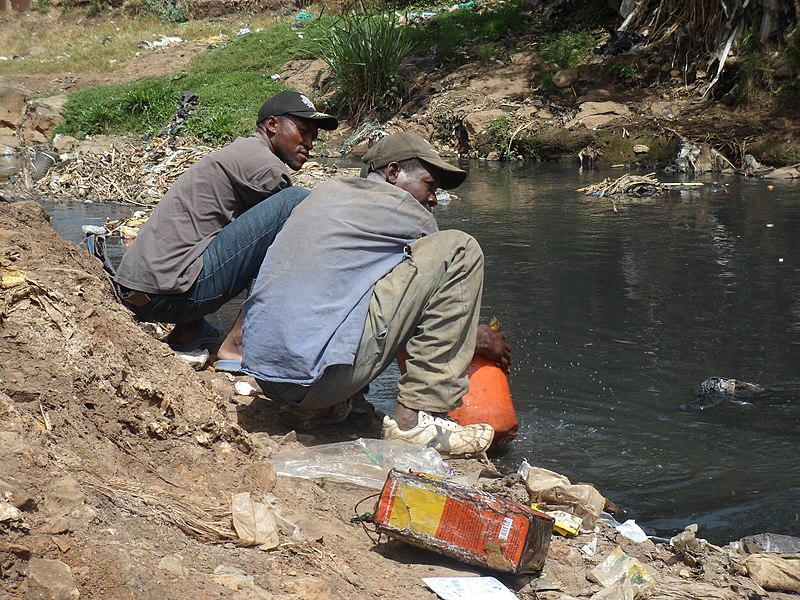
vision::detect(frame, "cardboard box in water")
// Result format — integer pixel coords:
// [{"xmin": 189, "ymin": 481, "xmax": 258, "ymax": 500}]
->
[{"xmin": 373, "ymin": 470, "xmax": 554, "ymax": 574}]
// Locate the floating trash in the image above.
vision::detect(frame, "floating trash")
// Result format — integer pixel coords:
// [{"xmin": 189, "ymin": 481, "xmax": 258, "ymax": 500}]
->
[{"xmin": 577, "ymin": 172, "xmax": 704, "ymax": 202}]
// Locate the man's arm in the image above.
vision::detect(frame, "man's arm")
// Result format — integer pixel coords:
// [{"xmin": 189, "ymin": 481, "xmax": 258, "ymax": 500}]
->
[{"xmin": 475, "ymin": 323, "xmax": 512, "ymax": 372}]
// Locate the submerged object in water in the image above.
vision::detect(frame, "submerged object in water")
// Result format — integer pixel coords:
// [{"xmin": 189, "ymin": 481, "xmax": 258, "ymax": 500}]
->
[{"xmin": 684, "ymin": 376, "xmax": 796, "ymax": 410}]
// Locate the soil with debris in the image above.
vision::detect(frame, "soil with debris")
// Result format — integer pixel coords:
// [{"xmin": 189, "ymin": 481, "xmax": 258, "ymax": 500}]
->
[{"xmin": 3, "ymin": 5, "xmax": 800, "ymax": 600}]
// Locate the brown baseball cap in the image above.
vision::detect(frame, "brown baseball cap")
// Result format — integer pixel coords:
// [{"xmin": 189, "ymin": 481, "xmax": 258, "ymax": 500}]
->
[
  {"xmin": 361, "ymin": 131, "xmax": 467, "ymax": 189},
  {"xmin": 257, "ymin": 90, "xmax": 338, "ymax": 130}
]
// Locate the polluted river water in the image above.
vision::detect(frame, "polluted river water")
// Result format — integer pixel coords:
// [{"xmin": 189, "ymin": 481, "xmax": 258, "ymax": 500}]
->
[{"xmin": 38, "ymin": 160, "xmax": 800, "ymax": 547}]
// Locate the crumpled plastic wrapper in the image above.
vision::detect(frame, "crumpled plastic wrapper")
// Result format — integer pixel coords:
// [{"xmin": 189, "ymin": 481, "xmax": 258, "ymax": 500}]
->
[
  {"xmin": 521, "ymin": 463, "xmax": 606, "ymax": 530},
  {"xmin": 231, "ymin": 492, "xmax": 301, "ymax": 551}
]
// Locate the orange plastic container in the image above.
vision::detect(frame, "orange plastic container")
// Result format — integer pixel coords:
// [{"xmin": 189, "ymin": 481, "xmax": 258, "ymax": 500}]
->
[
  {"xmin": 452, "ymin": 355, "xmax": 518, "ymax": 450},
  {"xmin": 396, "ymin": 352, "xmax": 519, "ymax": 451}
]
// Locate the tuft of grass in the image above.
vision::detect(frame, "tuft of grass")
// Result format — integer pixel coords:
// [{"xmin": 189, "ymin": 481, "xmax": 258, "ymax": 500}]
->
[
  {"xmin": 727, "ymin": 22, "xmax": 799, "ymax": 108},
  {"xmin": 533, "ymin": 71, "xmax": 557, "ymax": 95},
  {"xmin": 313, "ymin": 5, "xmax": 418, "ymax": 119},
  {"xmin": 609, "ymin": 62, "xmax": 640, "ymax": 84},
  {"xmin": 140, "ymin": 0, "xmax": 188, "ymax": 23},
  {"xmin": 540, "ymin": 30, "xmax": 596, "ymax": 70},
  {"xmin": 471, "ymin": 115, "xmax": 518, "ymax": 159},
  {"xmin": 57, "ymin": 78, "xmax": 177, "ymax": 138}
]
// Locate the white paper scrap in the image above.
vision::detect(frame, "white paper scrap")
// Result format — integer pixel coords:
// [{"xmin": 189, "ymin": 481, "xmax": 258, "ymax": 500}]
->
[
  {"xmin": 422, "ymin": 576, "xmax": 518, "ymax": 600},
  {"xmin": 234, "ymin": 381, "xmax": 257, "ymax": 396}
]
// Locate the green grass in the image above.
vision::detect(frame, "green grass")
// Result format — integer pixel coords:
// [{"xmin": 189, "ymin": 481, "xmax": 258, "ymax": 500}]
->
[
  {"xmin": 0, "ymin": 13, "xmax": 283, "ymax": 76},
  {"xmin": 138, "ymin": 0, "xmax": 189, "ymax": 23},
  {"xmin": 55, "ymin": 24, "xmax": 317, "ymax": 143},
  {"xmin": 609, "ymin": 62, "xmax": 640, "ymax": 84},
  {"xmin": 540, "ymin": 30, "xmax": 596, "ymax": 70},
  {"xmin": 408, "ymin": 0, "xmax": 531, "ymax": 63}
]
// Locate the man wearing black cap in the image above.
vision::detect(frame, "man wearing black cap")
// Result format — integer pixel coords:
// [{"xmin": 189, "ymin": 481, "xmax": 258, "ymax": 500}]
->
[
  {"xmin": 114, "ymin": 90, "xmax": 337, "ymax": 368},
  {"xmin": 240, "ymin": 132, "xmax": 510, "ymax": 457}
]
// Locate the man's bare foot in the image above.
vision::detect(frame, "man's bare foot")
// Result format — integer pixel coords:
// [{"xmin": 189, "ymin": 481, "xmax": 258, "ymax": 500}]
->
[
  {"xmin": 216, "ymin": 310, "xmax": 243, "ymax": 362},
  {"xmin": 394, "ymin": 402, "xmax": 421, "ymax": 431}
]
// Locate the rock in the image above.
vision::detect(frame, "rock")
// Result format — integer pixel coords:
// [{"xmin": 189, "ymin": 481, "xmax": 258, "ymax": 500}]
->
[
  {"xmin": 0, "ymin": 500, "xmax": 25, "ymax": 524},
  {"xmin": 0, "ymin": 136, "xmax": 18, "ymax": 153},
  {"xmin": 2, "ymin": 542, "xmax": 32, "ymax": 560},
  {"xmin": 486, "ymin": 151, "xmax": 501, "ymax": 160},
  {"xmin": 41, "ymin": 476, "xmax": 95, "ymax": 531},
  {"xmin": 576, "ymin": 88, "xmax": 612, "ymax": 103},
  {"xmin": 27, "ymin": 96, "xmax": 68, "ymax": 142},
  {"xmin": 281, "ymin": 576, "xmax": 332, "ymax": 600},
  {"xmin": 158, "ymin": 555, "xmax": 189, "ymax": 578},
  {"xmin": 174, "ymin": 348, "xmax": 209, "ymax": 370},
  {"xmin": 0, "ymin": 477, "xmax": 37, "ymax": 511},
  {"xmin": 565, "ymin": 101, "xmax": 632, "ymax": 130},
  {"xmin": 349, "ymin": 138, "xmax": 370, "ymax": 157},
  {"xmin": 52, "ymin": 135, "xmax": 79, "ymax": 153},
  {"xmin": 553, "ymin": 68, "xmax": 578, "ymax": 88},
  {"xmin": 650, "ymin": 101, "xmax": 679, "ymax": 119},
  {"xmin": 208, "ymin": 376, "xmax": 235, "ymax": 397},
  {"xmin": 241, "ymin": 461, "xmax": 277, "ymax": 495},
  {"xmin": 39, "ymin": 517, "xmax": 71, "ymax": 536},
  {"xmin": 26, "ymin": 558, "xmax": 80, "ymax": 600},
  {"xmin": 537, "ymin": 108, "xmax": 554, "ymax": 119},
  {"xmin": 0, "ymin": 77, "xmax": 28, "ymax": 134},
  {"xmin": 462, "ymin": 109, "xmax": 506, "ymax": 141},
  {"xmin": 633, "ymin": 144, "xmax": 649, "ymax": 153},
  {"xmin": 763, "ymin": 163, "xmax": 800, "ymax": 179}
]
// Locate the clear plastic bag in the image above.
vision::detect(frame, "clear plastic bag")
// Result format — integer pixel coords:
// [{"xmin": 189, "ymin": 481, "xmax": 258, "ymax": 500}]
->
[
  {"xmin": 591, "ymin": 546, "xmax": 656, "ymax": 596},
  {"xmin": 271, "ymin": 438, "xmax": 451, "ymax": 489}
]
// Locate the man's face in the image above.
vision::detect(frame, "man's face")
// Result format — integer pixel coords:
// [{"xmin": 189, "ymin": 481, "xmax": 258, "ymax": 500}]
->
[
  {"xmin": 262, "ymin": 115, "xmax": 319, "ymax": 171},
  {"xmin": 392, "ymin": 161, "xmax": 442, "ymax": 212}
]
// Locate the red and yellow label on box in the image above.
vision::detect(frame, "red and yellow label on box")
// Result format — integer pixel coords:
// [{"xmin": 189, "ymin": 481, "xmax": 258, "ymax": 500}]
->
[{"xmin": 374, "ymin": 470, "xmax": 554, "ymax": 574}]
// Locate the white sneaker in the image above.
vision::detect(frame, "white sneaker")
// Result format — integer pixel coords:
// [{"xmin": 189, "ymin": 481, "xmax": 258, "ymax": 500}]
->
[{"xmin": 382, "ymin": 411, "xmax": 494, "ymax": 456}]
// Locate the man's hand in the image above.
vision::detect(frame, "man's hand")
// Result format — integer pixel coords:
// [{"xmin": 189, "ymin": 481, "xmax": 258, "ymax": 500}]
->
[{"xmin": 475, "ymin": 323, "xmax": 512, "ymax": 372}]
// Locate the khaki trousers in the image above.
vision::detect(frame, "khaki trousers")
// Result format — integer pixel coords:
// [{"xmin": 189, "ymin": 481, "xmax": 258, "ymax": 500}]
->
[{"xmin": 258, "ymin": 229, "xmax": 484, "ymax": 413}]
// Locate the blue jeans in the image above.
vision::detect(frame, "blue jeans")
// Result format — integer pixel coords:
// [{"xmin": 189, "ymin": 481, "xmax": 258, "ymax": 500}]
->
[{"xmin": 130, "ymin": 186, "xmax": 309, "ymax": 324}]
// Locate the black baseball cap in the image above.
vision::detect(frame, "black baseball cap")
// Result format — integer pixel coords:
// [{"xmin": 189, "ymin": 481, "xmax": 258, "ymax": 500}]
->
[
  {"xmin": 256, "ymin": 90, "xmax": 338, "ymax": 130},
  {"xmin": 361, "ymin": 131, "xmax": 467, "ymax": 189}
]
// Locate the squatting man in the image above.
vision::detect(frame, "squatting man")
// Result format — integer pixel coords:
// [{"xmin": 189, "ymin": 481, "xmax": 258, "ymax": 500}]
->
[{"xmin": 240, "ymin": 132, "xmax": 511, "ymax": 457}]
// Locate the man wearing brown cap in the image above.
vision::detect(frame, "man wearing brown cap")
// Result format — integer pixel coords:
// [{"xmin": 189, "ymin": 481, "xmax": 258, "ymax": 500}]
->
[
  {"xmin": 241, "ymin": 132, "xmax": 510, "ymax": 456},
  {"xmin": 114, "ymin": 90, "xmax": 337, "ymax": 368}
]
